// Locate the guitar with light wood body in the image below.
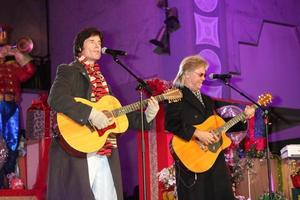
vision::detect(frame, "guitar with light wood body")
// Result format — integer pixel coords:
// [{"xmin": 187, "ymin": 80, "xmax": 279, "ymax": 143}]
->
[
  {"xmin": 170, "ymin": 93, "xmax": 272, "ymax": 173},
  {"xmin": 57, "ymin": 89, "xmax": 182, "ymax": 154}
]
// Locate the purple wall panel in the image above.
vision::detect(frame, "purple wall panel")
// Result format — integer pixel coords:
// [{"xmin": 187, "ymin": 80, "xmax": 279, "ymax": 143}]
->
[
  {"xmin": 234, "ymin": 22, "xmax": 300, "ymax": 109},
  {"xmin": 224, "ymin": 0, "xmax": 300, "ymax": 68},
  {"xmin": 224, "ymin": 0, "xmax": 300, "ymax": 109},
  {"xmin": 224, "ymin": 0, "xmax": 300, "ymax": 151}
]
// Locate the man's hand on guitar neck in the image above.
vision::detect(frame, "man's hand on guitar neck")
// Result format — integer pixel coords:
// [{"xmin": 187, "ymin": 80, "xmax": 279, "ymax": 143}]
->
[
  {"xmin": 193, "ymin": 129, "xmax": 219, "ymax": 146},
  {"xmin": 89, "ymin": 108, "xmax": 113, "ymax": 129},
  {"xmin": 244, "ymin": 105, "xmax": 255, "ymax": 119},
  {"xmin": 145, "ymin": 96, "xmax": 159, "ymax": 122}
]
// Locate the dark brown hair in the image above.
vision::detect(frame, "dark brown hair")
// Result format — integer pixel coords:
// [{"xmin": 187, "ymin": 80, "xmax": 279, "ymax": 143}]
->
[{"xmin": 73, "ymin": 27, "xmax": 103, "ymax": 57}]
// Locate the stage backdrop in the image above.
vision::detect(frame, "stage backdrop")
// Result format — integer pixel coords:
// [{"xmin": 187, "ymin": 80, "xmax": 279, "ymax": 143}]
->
[
  {"xmin": 2, "ymin": 0, "xmax": 299, "ymax": 196},
  {"xmin": 46, "ymin": 0, "xmax": 300, "ymax": 196}
]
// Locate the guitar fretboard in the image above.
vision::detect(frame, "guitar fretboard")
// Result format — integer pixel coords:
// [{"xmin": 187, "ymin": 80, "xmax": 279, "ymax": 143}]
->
[
  {"xmin": 214, "ymin": 104, "xmax": 258, "ymax": 135},
  {"xmin": 111, "ymin": 94, "xmax": 166, "ymax": 117}
]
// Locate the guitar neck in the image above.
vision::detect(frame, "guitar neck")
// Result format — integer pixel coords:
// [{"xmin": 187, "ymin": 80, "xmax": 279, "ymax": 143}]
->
[
  {"xmin": 215, "ymin": 104, "xmax": 258, "ymax": 135},
  {"xmin": 111, "ymin": 94, "xmax": 165, "ymax": 117}
]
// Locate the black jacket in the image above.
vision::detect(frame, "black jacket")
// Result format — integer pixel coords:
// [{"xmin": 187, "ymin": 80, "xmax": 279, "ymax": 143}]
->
[{"xmin": 47, "ymin": 60, "xmax": 151, "ymax": 200}]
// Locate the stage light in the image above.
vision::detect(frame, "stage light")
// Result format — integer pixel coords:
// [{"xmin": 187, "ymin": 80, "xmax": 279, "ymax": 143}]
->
[
  {"xmin": 150, "ymin": 0, "xmax": 180, "ymax": 55},
  {"xmin": 165, "ymin": 7, "xmax": 180, "ymax": 32},
  {"xmin": 149, "ymin": 26, "xmax": 170, "ymax": 55},
  {"xmin": 150, "ymin": 26, "xmax": 167, "ymax": 48},
  {"xmin": 156, "ymin": 0, "xmax": 167, "ymax": 8}
]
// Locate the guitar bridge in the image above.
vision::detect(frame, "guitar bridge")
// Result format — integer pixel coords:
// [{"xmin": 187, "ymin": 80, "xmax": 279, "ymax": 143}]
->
[{"xmin": 196, "ymin": 141, "xmax": 208, "ymax": 152}]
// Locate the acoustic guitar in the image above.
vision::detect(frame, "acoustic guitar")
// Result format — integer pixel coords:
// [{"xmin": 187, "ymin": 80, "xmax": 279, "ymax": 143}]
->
[
  {"xmin": 57, "ymin": 88, "xmax": 182, "ymax": 153},
  {"xmin": 170, "ymin": 93, "xmax": 272, "ymax": 173}
]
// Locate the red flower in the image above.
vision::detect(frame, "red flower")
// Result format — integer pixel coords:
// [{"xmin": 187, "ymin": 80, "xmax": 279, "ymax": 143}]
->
[
  {"xmin": 244, "ymin": 138, "xmax": 266, "ymax": 151},
  {"xmin": 145, "ymin": 78, "xmax": 172, "ymax": 96}
]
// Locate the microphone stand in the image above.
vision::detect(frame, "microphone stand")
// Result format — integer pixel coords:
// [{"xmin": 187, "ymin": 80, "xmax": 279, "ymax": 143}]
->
[
  {"xmin": 111, "ymin": 55, "xmax": 152, "ymax": 200},
  {"xmin": 219, "ymin": 77, "xmax": 274, "ymax": 200}
]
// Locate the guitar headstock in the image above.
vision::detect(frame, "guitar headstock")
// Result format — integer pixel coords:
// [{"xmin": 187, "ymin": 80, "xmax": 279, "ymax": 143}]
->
[
  {"xmin": 257, "ymin": 93, "xmax": 273, "ymax": 106},
  {"xmin": 163, "ymin": 88, "xmax": 183, "ymax": 103}
]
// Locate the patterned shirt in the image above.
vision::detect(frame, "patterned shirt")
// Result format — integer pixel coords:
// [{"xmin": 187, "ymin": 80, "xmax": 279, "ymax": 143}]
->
[{"xmin": 78, "ymin": 56, "xmax": 116, "ymax": 156}]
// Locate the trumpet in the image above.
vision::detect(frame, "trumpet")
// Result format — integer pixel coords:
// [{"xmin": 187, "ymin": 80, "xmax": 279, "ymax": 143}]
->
[
  {"xmin": 1, "ymin": 37, "xmax": 34, "ymax": 54},
  {"xmin": 12, "ymin": 37, "xmax": 34, "ymax": 53}
]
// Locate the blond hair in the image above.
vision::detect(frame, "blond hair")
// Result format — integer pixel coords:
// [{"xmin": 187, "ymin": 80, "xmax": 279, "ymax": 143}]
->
[{"xmin": 173, "ymin": 55, "xmax": 208, "ymax": 87}]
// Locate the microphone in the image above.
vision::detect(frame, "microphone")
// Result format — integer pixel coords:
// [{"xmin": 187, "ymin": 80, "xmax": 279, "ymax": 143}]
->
[
  {"xmin": 101, "ymin": 47, "xmax": 127, "ymax": 56},
  {"xmin": 209, "ymin": 73, "xmax": 232, "ymax": 80}
]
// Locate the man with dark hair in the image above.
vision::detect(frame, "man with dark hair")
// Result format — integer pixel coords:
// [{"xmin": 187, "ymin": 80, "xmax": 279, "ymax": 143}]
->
[
  {"xmin": 73, "ymin": 27, "xmax": 104, "ymax": 57},
  {"xmin": 0, "ymin": 24, "xmax": 36, "ymax": 188},
  {"xmin": 47, "ymin": 27, "xmax": 159, "ymax": 200}
]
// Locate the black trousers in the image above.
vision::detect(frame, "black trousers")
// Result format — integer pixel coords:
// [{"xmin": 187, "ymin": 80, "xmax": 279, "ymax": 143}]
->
[
  {"xmin": 175, "ymin": 152, "xmax": 235, "ymax": 200},
  {"xmin": 0, "ymin": 149, "xmax": 18, "ymax": 188}
]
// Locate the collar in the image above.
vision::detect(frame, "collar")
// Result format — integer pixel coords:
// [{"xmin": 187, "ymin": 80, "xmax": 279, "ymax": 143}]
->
[{"xmin": 77, "ymin": 55, "xmax": 101, "ymax": 72}]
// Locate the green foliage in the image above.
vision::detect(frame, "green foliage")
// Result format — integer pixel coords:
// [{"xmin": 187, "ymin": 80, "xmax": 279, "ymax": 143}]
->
[{"xmin": 258, "ymin": 191, "xmax": 286, "ymax": 200}]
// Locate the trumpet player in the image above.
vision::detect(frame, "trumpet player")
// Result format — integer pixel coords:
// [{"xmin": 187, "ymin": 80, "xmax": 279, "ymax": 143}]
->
[{"xmin": 0, "ymin": 24, "xmax": 36, "ymax": 188}]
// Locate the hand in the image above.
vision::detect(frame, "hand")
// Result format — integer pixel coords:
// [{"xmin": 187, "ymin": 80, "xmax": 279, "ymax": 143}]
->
[
  {"xmin": 193, "ymin": 129, "xmax": 219, "ymax": 145},
  {"xmin": 88, "ymin": 109, "xmax": 111, "ymax": 129},
  {"xmin": 244, "ymin": 105, "xmax": 255, "ymax": 119},
  {"xmin": 0, "ymin": 31, "xmax": 7, "ymax": 46},
  {"xmin": 145, "ymin": 96, "xmax": 159, "ymax": 122},
  {"xmin": 0, "ymin": 45, "xmax": 10, "ymax": 58},
  {"xmin": 7, "ymin": 48, "xmax": 32, "ymax": 66}
]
